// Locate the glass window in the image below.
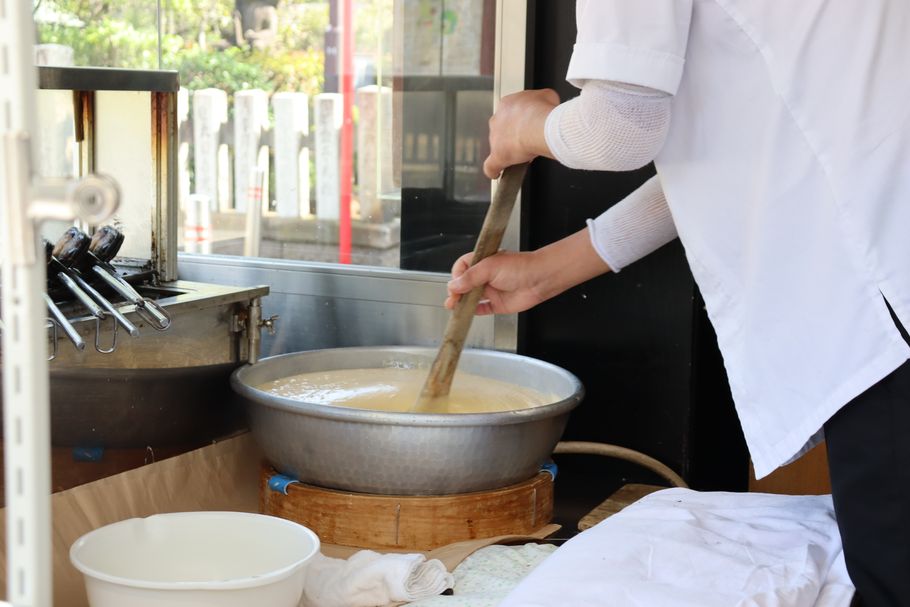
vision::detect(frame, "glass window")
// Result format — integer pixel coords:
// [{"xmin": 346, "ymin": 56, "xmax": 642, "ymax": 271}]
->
[
  {"xmin": 35, "ymin": 0, "xmax": 496, "ymax": 272},
  {"xmin": 35, "ymin": 87, "xmax": 80, "ymax": 241}
]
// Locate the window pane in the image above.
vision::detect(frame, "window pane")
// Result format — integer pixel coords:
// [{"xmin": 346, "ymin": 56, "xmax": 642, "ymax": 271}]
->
[{"xmin": 34, "ymin": 0, "xmax": 497, "ymax": 271}]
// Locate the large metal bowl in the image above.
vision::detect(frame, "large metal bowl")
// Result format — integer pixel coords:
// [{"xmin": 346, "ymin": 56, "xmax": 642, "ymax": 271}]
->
[{"xmin": 231, "ymin": 347, "xmax": 584, "ymax": 495}]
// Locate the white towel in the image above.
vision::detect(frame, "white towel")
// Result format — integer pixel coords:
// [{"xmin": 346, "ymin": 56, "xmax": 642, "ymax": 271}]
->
[
  {"xmin": 300, "ymin": 550, "xmax": 454, "ymax": 607},
  {"xmin": 498, "ymin": 489, "xmax": 854, "ymax": 607}
]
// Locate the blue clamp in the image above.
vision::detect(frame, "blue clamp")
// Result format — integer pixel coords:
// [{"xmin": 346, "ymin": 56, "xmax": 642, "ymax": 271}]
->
[
  {"xmin": 268, "ymin": 474, "xmax": 301, "ymax": 495},
  {"xmin": 540, "ymin": 461, "xmax": 558, "ymax": 481},
  {"xmin": 72, "ymin": 447, "xmax": 105, "ymax": 462}
]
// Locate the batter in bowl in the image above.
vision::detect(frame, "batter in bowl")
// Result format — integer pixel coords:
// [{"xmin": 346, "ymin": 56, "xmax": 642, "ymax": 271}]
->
[{"xmin": 257, "ymin": 367, "xmax": 554, "ymax": 413}]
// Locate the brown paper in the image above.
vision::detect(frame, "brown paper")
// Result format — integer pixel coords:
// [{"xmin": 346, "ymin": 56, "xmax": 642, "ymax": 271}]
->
[
  {"xmin": 1, "ymin": 434, "xmax": 559, "ymax": 606},
  {"xmin": 0, "ymin": 433, "xmax": 262, "ymax": 607}
]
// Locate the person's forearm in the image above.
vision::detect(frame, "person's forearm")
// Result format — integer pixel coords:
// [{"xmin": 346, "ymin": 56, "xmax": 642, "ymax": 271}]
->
[
  {"xmin": 587, "ymin": 175, "xmax": 677, "ymax": 272},
  {"xmin": 531, "ymin": 226, "xmax": 612, "ymax": 301},
  {"xmin": 527, "ymin": 176, "xmax": 677, "ymax": 304}
]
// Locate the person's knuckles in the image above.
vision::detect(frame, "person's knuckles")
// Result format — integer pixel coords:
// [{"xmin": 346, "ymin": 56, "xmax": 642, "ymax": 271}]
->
[
  {"xmin": 451, "ymin": 260, "xmax": 468, "ymax": 277},
  {"xmin": 449, "ymin": 274, "xmax": 475, "ymax": 294},
  {"xmin": 540, "ymin": 88, "xmax": 559, "ymax": 103}
]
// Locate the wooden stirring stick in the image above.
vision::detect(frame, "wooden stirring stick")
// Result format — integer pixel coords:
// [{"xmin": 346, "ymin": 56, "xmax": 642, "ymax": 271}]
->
[{"xmin": 413, "ymin": 163, "xmax": 529, "ymax": 413}]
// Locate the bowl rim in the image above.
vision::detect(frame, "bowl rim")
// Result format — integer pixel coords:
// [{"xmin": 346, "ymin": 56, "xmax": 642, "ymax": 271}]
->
[
  {"xmin": 69, "ymin": 511, "xmax": 321, "ymax": 591},
  {"xmin": 230, "ymin": 346, "xmax": 585, "ymax": 427}
]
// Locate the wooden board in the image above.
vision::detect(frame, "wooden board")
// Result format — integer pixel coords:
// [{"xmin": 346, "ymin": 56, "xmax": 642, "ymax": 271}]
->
[
  {"xmin": 260, "ymin": 465, "xmax": 554, "ymax": 551},
  {"xmin": 578, "ymin": 483, "xmax": 664, "ymax": 531}
]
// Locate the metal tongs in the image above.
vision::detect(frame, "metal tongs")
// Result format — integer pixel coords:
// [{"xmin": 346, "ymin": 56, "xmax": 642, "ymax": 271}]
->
[
  {"xmin": 52, "ymin": 228, "xmax": 140, "ymax": 342},
  {"xmin": 81, "ymin": 226, "xmax": 171, "ymax": 331},
  {"xmin": 44, "ymin": 292, "xmax": 84, "ymax": 353},
  {"xmin": 42, "ymin": 237, "xmax": 87, "ymax": 353},
  {"xmin": 47, "ymin": 232, "xmax": 119, "ymax": 353}
]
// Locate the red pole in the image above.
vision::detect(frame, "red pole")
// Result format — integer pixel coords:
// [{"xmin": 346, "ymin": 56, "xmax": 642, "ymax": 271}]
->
[{"xmin": 338, "ymin": 0, "xmax": 354, "ymax": 264}]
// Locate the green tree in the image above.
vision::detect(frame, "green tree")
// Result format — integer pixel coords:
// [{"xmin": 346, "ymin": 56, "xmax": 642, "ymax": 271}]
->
[{"xmin": 35, "ymin": 0, "xmax": 327, "ymax": 97}]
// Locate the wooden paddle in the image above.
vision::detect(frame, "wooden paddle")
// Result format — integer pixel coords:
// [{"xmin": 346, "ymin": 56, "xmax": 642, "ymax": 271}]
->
[{"xmin": 413, "ymin": 162, "xmax": 529, "ymax": 413}]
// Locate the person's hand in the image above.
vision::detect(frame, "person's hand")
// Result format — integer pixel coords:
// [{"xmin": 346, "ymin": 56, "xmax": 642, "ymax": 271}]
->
[
  {"xmin": 445, "ymin": 250, "xmax": 548, "ymax": 316},
  {"xmin": 484, "ymin": 89, "xmax": 560, "ymax": 179},
  {"xmin": 444, "ymin": 228, "xmax": 613, "ymax": 316}
]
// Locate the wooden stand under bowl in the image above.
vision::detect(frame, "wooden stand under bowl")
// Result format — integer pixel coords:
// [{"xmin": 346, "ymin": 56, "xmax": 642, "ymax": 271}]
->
[{"xmin": 259, "ymin": 464, "xmax": 554, "ymax": 551}]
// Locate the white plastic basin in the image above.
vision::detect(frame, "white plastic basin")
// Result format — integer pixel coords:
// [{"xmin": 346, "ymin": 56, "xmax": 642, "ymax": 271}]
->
[{"xmin": 70, "ymin": 512, "xmax": 320, "ymax": 607}]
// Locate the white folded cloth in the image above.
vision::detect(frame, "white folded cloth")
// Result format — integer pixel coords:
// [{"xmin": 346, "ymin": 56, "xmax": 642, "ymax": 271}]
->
[
  {"xmin": 300, "ymin": 550, "xmax": 454, "ymax": 607},
  {"xmin": 498, "ymin": 488, "xmax": 854, "ymax": 607}
]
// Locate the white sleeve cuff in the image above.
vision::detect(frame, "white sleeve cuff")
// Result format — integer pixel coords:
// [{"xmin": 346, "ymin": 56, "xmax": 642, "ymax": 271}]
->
[
  {"xmin": 587, "ymin": 175, "xmax": 678, "ymax": 272},
  {"xmin": 568, "ymin": 0, "xmax": 693, "ymax": 95}
]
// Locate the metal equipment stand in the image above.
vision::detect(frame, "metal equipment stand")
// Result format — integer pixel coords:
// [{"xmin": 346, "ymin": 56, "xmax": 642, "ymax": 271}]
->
[{"xmin": 1, "ymin": 4, "xmax": 119, "ymax": 605}]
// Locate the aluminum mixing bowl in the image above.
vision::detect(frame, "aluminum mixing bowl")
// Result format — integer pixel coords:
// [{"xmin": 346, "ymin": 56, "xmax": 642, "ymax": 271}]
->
[{"xmin": 231, "ymin": 347, "xmax": 584, "ymax": 495}]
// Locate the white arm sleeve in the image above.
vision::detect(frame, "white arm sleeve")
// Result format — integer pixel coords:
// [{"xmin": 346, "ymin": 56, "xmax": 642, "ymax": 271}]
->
[
  {"xmin": 587, "ymin": 175, "xmax": 677, "ymax": 273},
  {"xmin": 544, "ymin": 81, "xmax": 671, "ymax": 172}
]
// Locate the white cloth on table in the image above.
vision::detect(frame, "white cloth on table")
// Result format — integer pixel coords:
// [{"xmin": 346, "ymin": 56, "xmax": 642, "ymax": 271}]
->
[
  {"xmin": 497, "ymin": 488, "xmax": 853, "ymax": 607},
  {"xmin": 300, "ymin": 550, "xmax": 454, "ymax": 607}
]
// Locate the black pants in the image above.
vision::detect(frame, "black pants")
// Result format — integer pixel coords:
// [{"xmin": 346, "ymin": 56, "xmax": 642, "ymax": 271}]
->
[{"xmin": 825, "ymin": 353, "xmax": 910, "ymax": 606}]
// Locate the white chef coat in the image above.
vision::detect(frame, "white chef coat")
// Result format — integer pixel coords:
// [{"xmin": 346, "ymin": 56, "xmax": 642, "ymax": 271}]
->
[{"xmin": 570, "ymin": 0, "xmax": 910, "ymax": 478}]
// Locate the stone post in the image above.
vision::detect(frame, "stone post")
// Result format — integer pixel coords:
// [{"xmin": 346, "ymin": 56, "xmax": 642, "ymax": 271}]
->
[
  {"xmin": 314, "ymin": 93, "xmax": 343, "ymax": 220},
  {"xmin": 192, "ymin": 89, "xmax": 229, "ymax": 211},
  {"xmin": 234, "ymin": 89, "xmax": 270, "ymax": 213},
  {"xmin": 272, "ymin": 92, "xmax": 310, "ymax": 217},
  {"xmin": 355, "ymin": 85, "xmax": 393, "ymax": 223}
]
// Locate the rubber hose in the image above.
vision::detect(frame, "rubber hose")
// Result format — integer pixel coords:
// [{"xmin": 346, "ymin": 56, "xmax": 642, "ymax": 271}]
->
[{"xmin": 554, "ymin": 441, "xmax": 688, "ymax": 488}]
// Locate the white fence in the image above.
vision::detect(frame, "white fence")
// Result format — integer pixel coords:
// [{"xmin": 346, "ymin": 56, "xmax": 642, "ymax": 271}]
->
[{"xmin": 177, "ymin": 85, "xmax": 394, "ymax": 230}]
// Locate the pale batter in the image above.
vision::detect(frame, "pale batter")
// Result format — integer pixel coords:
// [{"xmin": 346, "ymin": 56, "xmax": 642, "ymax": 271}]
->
[{"xmin": 257, "ymin": 367, "xmax": 554, "ymax": 413}]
